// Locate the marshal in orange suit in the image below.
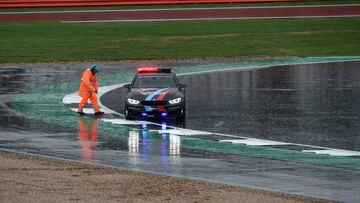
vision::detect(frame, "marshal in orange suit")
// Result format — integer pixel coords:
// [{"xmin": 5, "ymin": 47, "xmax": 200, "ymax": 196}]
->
[{"xmin": 77, "ymin": 65, "xmax": 104, "ymax": 116}]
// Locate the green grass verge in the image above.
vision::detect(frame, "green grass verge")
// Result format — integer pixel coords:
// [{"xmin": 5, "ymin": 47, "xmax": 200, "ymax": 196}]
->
[
  {"xmin": 0, "ymin": 0, "xmax": 359, "ymax": 12},
  {"xmin": 1, "ymin": 18, "xmax": 360, "ymax": 63}
]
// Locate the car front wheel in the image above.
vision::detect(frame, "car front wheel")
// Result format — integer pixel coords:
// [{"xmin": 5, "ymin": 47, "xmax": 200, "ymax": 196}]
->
[
  {"xmin": 177, "ymin": 107, "xmax": 185, "ymax": 121},
  {"xmin": 125, "ymin": 109, "xmax": 132, "ymax": 120}
]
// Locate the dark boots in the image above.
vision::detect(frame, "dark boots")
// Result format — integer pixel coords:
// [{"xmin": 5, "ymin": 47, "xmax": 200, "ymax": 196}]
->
[{"xmin": 94, "ymin": 111, "xmax": 105, "ymax": 116}]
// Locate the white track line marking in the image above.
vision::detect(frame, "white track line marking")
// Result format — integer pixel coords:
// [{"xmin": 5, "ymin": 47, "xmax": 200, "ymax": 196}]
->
[
  {"xmin": 62, "ymin": 15, "xmax": 360, "ymax": 23},
  {"xmin": 158, "ymin": 129, "xmax": 212, "ymax": 136},
  {"xmin": 302, "ymin": 149, "xmax": 360, "ymax": 157},
  {"xmin": 220, "ymin": 138, "xmax": 288, "ymax": 146},
  {"xmin": 62, "ymin": 92, "xmax": 81, "ymax": 104},
  {"xmin": 70, "ymin": 108, "xmax": 94, "ymax": 114},
  {"xmin": 102, "ymin": 118, "xmax": 152, "ymax": 125}
]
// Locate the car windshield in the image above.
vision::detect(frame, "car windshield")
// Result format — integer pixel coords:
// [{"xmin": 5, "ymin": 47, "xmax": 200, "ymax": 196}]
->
[{"xmin": 133, "ymin": 75, "xmax": 177, "ymax": 88}]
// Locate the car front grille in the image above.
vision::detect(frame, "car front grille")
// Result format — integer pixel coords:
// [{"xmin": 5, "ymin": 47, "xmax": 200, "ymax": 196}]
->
[{"xmin": 141, "ymin": 100, "xmax": 168, "ymax": 106}]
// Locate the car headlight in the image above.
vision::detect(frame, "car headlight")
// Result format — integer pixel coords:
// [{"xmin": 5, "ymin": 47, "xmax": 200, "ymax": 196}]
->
[
  {"xmin": 169, "ymin": 97, "xmax": 182, "ymax": 104},
  {"xmin": 127, "ymin": 98, "xmax": 140, "ymax": 105}
]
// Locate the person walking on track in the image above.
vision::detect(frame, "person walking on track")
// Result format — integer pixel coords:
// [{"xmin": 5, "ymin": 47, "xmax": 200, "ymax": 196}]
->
[{"xmin": 77, "ymin": 65, "xmax": 104, "ymax": 116}]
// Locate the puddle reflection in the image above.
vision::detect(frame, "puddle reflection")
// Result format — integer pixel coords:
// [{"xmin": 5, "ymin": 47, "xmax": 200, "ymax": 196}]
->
[
  {"xmin": 128, "ymin": 131, "xmax": 140, "ymax": 154},
  {"xmin": 169, "ymin": 134, "xmax": 181, "ymax": 156},
  {"xmin": 78, "ymin": 117, "xmax": 99, "ymax": 162},
  {"xmin": 128, "ymin": 127, "xmax": 181, "ymax": 168}
]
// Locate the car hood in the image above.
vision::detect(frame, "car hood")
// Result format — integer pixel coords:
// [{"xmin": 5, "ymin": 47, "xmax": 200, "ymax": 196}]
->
[{"xmin": 127, "ymin": 87, "xmax": 182, "ymax": 101}]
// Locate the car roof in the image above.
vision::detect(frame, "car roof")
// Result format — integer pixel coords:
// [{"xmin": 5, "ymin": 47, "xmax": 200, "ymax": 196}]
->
[
  {"xmin": 136, "ymin": 66, "xmax": 172, "ymax": 74},
  {"xmin": 136, "ymin": 73, "xmax": 173, "ymax": 76}
]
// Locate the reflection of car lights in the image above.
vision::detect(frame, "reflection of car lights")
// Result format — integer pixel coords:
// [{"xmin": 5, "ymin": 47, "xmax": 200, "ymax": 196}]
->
[
  {"xmin": 141, "ymin": 112, "xmax": 147, "ymax": 117},
  {"xmin": 142, "ymin": 123, "xmax": 147, "ymax": 130},
  {"xmin": 169, "ymin": 97, "xmax": 181, "ymax": 104},
  {"xmin": 161, "ymin": 112, "xmax": 167, "ymax": 117},
  {"xmin": 161, "ymin": 123, "xmax": 167, "ymax": 130},
  {"xmin": 169, "ymin": 134, "xmax": 181, "ymax": 155},
  {"xmin": 127, "ymin": 98, "xmax": 140, "ymax": 105},
  {"xmin": 128, "ymin": 131, "xmax": 139, "ymax": 154}
]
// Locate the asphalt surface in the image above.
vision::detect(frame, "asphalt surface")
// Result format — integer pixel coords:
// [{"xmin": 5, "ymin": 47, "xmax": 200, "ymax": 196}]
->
[
  {"xmin": 103, "ymin": 61, "xmax": 360, "ymax": 151},
  {"xmin": 1, "ymin": 60, "xmax": 360, "ymax": 202},
  {"xmin": 0, "ymin": 4, "xmax": 360, "ymax": 22}
]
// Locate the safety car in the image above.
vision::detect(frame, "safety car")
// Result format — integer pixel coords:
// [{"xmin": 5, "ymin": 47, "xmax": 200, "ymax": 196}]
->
[{"xmin": 124, "ymin": 66, "xmax": 186, "ymax": 120}]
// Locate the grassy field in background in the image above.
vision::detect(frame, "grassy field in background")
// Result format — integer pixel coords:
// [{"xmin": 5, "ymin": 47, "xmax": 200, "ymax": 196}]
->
[
  {"xmin": 0, "ymin": 0, "xmax": 359, "ymax": 12},
  {"xmin": 0, "ymin": 18, "xmax": 359, "ymax": 63}
]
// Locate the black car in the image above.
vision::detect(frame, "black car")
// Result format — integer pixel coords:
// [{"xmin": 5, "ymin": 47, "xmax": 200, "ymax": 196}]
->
[{"xmin": 124, "ymin": 66, "xmax": 186, "ymax": 120}]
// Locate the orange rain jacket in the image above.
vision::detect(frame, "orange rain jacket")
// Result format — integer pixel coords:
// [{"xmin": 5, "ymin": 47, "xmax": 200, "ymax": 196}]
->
[{"xmin": 78, "ymin": 69, "xmax": 98, "ymax": 97}]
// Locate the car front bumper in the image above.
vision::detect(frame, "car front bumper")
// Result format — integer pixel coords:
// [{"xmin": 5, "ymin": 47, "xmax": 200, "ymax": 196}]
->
[{"xmin": 126, "ymin": 104, "xmax": 183, "ymax": 118}]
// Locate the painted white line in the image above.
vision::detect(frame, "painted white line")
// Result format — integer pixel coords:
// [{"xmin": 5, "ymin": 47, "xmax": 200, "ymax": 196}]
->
[
  {"xmin": 62, "ymin": 92, "xmax": 81, "ymax": 104},
  {"xmin": 102, "ymin": 118, "xmax": 152, "ymax": 125},
  {"xmin": 70, "ymin": 108, "xmax": 94, "ymax": 114},
  {"xmin": 220, "ymin": 138, "xmax": 288, "ymax": 146},
  {"xmin": 302, "ymin": 149, "xmax": 360, "ymax": 157},
  {"xmin": 2, "ymin": 4, "xmax": 359, "ymax": 14},
  {"xmin": 157, "ymin": 129, "xmax": 212, "ymax": 136},
  {"xmin": 62, "ymin": 15, "xmax": 360, "ymax": 23},
  {"xmin": 69, "ymin": 106, "xmax": 118, "ymax": 115}
]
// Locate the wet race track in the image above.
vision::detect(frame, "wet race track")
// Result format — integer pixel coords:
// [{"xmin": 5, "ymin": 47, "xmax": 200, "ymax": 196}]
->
[{"xmin": 1, "ymin": 58, "xmax": 360, "ymax": 202}]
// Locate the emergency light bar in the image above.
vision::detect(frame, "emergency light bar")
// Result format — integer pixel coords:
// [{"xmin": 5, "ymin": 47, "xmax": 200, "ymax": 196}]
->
[{"xmin": 137, "ymin": 66, "xmax": 171, "ymax": 74}]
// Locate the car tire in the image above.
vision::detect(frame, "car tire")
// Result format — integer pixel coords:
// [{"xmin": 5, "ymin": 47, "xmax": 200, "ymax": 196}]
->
[
  {"xmin": 125, "ymin": 109, "xmax": 132, "ymax": 120},
  {"xmin": 177, "ymin": 107, "xmax": 185, "ymax": 121}
]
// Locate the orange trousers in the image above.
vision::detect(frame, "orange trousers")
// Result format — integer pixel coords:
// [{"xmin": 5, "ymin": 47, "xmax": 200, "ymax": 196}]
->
[{"xmin": 78, "ymin": 92, "xmax": 100, "ymax": 113}]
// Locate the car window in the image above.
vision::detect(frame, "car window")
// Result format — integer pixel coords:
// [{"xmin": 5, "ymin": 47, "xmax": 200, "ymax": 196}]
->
[{"xmin": 133, "ymin": 75, "xmax": 177, "ymax": 88}]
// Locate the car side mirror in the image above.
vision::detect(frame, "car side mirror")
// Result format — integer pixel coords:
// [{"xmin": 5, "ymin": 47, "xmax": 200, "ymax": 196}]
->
[
  {"xmin": 179, "ymin": 83, "xmax": 187, "ymax": 88},
  {"xmin": 123, "ymin": 84, "xmax": 131, "ymax": 89}
]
